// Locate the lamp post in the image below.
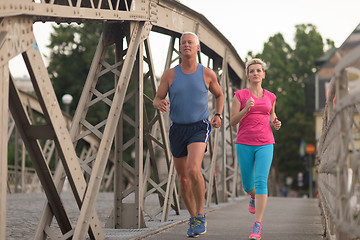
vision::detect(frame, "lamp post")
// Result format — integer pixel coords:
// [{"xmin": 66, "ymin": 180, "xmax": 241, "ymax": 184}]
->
[
  {"xmin": 305, "ymin": 144, "xmax": 315, "ymax": 198},
  {"xmin": 61, "ymin": 93, "xmax": 73, "ymax": 192},
  {"xmin": 62, "ymin": 94, "xmax": 73, "ymax": 130},
  {"xmin": 62, "ymin": 94, "xmax": 73, "ymax": 115}
]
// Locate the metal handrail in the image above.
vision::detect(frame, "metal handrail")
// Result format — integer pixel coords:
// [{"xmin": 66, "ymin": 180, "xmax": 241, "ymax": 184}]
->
[{"xmin": 317, "ymin": 44, "xmax": 360, "ymax": 240}]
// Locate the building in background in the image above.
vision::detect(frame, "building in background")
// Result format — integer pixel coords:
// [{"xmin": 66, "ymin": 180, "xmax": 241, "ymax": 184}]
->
[
  {"xmin": 14, "ymin": 76, "xmax": 33, "ymax": 93},
  {"xmin": 314, "ymin": 23, "xmax": 360, "ymax": 145}
]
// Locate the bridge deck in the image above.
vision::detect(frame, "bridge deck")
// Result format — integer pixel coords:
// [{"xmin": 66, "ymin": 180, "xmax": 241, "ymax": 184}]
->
[
  {"xmin": 141, "ymin": 197, "xmax": 324, "ymax": 240},
  {"xmin": 6, "ymin": 193, "xmax": 323, "ymax": 240}
]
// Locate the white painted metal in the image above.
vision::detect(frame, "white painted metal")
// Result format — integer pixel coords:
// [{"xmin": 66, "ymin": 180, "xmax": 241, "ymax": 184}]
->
[
  {"xmin": 0, "ymin": 64, "xmax": 9, "ymax": 240},
  {"xmin": 1, "ymin": 1, "xmax": 247, "ymax": 239}
]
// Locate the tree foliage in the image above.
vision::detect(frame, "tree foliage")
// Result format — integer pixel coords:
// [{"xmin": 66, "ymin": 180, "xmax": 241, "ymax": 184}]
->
[
  {"xmin": 47, "ymin": 23, "xmax": 106, "ymax": 119},
  {"xmin": 47, "ymin": 23, "xmax": 156, "ymax": 166}
]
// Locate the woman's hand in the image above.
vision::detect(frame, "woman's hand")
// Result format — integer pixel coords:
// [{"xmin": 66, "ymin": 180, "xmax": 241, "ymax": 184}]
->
[
  {"xmin": 245, "ymin": 97, "xmax": 255, "ymax": 111},
  {"xmin": 272, "ymin": 117, "xmax": 281, "ymax": 130}
]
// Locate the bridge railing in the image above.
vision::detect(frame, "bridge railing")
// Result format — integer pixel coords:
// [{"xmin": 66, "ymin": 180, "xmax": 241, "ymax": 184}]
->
[{"xmin": 317, "ymin": 44, "xmax": 360, "ymax": 240}]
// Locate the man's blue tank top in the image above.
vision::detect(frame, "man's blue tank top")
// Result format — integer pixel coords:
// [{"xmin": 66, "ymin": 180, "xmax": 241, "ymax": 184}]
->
[{"xmin": 169, "ymin": 64, "xmax": 209, "ymax": 124}]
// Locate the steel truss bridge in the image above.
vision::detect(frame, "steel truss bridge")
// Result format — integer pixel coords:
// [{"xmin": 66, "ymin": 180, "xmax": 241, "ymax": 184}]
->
[
  {"xmin": 0, "ymin": 0, "xmax": 246, "ymax": 239},
  {"xmin": 3, "ymin": 1, "xmax": 359, "ymax": 240}
]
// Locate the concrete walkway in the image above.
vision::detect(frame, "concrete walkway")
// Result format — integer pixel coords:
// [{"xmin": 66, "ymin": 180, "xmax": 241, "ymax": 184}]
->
[
  {"xmin": 135, "ymin": 197, "xmax": 324, "ymax": 240},
  {"xmin": 6, "ymin": 193, "xmax": 324, "ymax": 240}
]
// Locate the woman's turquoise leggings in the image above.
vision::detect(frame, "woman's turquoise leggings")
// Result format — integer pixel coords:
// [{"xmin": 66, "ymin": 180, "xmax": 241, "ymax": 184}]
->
[{"xmin": 236, "ymin": 144, "xmax": 273, "ymax": 195}]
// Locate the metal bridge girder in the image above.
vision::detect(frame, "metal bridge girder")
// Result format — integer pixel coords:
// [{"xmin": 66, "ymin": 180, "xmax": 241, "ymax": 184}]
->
[
  {"xmin": 1, "ymin": 1, "xmax": 247, "ymax": 239},
  {"xmin": 0, "ymin": 65, "xmax": 9, "ymax": 240},
  {"xmin": 3, "ymin": 17, "xmax": 104, "ymax": 239}
]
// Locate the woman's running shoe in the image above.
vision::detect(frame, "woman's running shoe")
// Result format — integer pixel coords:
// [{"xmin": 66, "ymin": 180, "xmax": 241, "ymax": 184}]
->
[
  {"xmin": 249, "ymin": 196, "xmax": 255, "ymax": 214},
  {"xmin": 249, "ymin": 221, "xmax": 262, "ymax": 239}
]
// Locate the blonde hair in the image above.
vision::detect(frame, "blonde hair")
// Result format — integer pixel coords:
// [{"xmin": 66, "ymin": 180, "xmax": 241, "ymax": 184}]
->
[
  {"xmin": 180, "ymin": 32, "xmax": 200, "ymax": 46},
  {"xmin": 245, "ymin": 58, "xmax": 267, "ymax": 74}
]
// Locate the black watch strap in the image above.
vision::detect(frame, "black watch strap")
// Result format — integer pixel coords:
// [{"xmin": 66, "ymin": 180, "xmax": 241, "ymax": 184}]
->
[{"xmin": 215, "ymin": 113, "xmax": 222, "ymax": 120}]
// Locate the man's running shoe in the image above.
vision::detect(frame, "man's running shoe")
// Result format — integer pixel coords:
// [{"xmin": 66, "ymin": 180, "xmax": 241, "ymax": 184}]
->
[
  {"xmin": 187, "ymin": 217, "xmax": 198, "ymax": 238},
  {"xmin": 249, "ymin": 221, "xmax": 262, "ymax": 240},
  {"xmin": 249, "ymin": 196, "xmax": 255, "ymax": 214},
  {"xmin": 192, "ymin": 213, "xmax": 207, "ymax": 235}
]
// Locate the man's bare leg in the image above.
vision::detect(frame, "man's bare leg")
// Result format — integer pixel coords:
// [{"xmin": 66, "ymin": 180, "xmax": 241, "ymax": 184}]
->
[
  {"xmin": 187, "ymin": 142, "xmax": 206, "ymax": 215},
  {"xmin": 174, "ymin": 156, "xmax": 196, "ymax": 217}
]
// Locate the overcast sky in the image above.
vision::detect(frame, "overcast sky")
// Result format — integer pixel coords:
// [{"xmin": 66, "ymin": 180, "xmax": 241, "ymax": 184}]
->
[
  {"xmin": 9, "ymin": 0, "xmax": 360, "ymax": 78},
  {"xmin": 181, "ymin": 0, "xmax": 360, "ymax": 56}
]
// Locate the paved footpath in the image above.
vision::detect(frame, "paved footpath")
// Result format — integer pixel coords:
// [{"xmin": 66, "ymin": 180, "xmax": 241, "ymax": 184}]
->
[
  {"xmin": 6, "ymin": 193, "xmax": 324, "ymax": 240},
  {"xmin": 136, "ymin": 197, "xmax": 324, "ymax": 240},
  {"xmin": 6, "ymin": 192, "xmax": 240, "ymax": 239}
]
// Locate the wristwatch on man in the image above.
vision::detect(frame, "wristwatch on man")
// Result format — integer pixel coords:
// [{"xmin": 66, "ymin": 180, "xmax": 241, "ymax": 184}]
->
[{"xmin": 215, "ymin": 113, "xmax": 222, "ymax": 120}]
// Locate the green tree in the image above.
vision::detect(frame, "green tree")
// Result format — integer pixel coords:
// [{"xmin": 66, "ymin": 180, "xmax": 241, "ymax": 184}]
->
[
  {"xmin": 47, "ymin": 23, "xmax": 107, "ymax": 120},
  {"xmin": 47, "ymin": 23, "xmax": 156, "ymax": 169},
  {"xmin": 293, "ymin": 24, "xmax": 324, "ymax": 78}
]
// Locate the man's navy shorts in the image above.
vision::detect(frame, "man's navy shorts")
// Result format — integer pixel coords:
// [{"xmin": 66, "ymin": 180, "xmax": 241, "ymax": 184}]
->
[{"xmin": 169, "ymin": 119, "xmax": 212, "ymax": 158}]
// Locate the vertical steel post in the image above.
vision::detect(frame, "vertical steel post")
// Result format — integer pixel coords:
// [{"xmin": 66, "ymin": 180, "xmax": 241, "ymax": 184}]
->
[{"xmin": 0, "ymin": 64, "xmax": 9, "ymax": 240}]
